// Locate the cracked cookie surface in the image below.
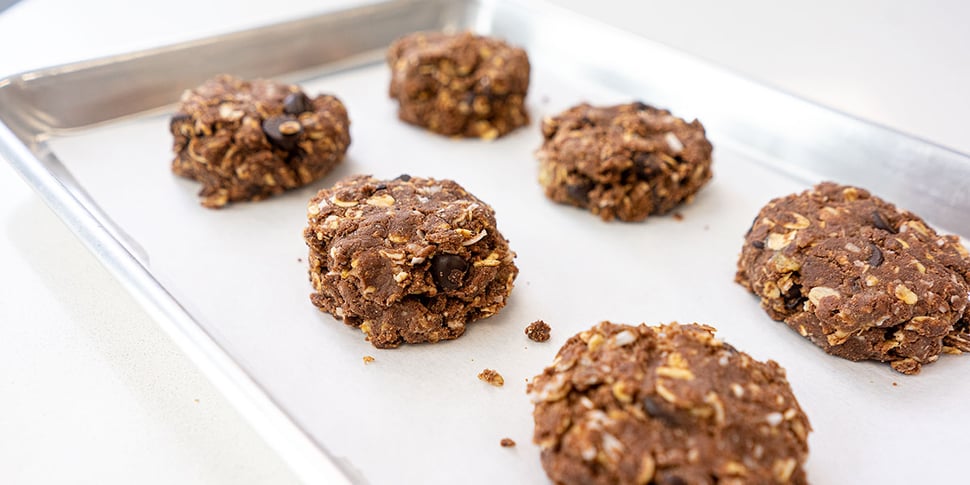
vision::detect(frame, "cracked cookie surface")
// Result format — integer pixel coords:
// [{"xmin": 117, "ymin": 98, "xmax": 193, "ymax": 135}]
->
[
  {"xmin": 387, "ymin": 31, "xmax": 530, "ymax": 139},
  {"xmin": 171, "ymin": 75, "xmax": 350, "ymax": 208},
  {"xmin": 529, "ymin": 321, "xmax": 810, "ymax": 485},
  {"xmin": 736, "ymin": 182, "xmax": 970, "ymax": 374},
  {"xmin": 537, "ymin": 102, "xmax": 713, "ymax": 222},
  {"xmin": 304, "ymin": 174, "xmax": 518, "ymax": 348}
]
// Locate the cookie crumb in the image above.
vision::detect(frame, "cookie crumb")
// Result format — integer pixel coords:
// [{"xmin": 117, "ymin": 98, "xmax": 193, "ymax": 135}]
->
[
  {"xmin": 363, "ymin": 356, "xmax": 375, "ymax": 364},
  {"xmin": 673, "ymin": 212, "xmax": 684, "ymax": 221},
  {"xmin": 478, "ymin": 368, "xmax": 505, "ymax": 387},
  {"xmin": 525, "ymin": 320, "xmax": 551, "ymax": 342},
  {"xmin": 297, "ymin": 257, "xmax": 303, "ymax": 263},
  {"xmin": 892, "ymin": 382, "xmax": 898, "ymax": 387},
  {"xmin": 500, "ymin": 438, "xmax": 516, "ymax": 447}
]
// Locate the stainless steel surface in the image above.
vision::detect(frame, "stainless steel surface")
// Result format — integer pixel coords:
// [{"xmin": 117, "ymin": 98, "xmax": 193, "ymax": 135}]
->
[
  {"xmin": 1, "ymin": 0, "xmax": 968, "ymax": 483},
  {"xmin": 0, "ymin": 0, "xmax": 21, "ymax": 14}
]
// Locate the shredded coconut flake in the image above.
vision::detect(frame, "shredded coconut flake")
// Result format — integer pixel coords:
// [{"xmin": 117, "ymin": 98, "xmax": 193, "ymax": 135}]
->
[
  {"xmin": 462, "ymin": 229, "xmax": 488, "ymax": 246},
  {"xmin": 766, "ymin": 412, "xmax": 784, "ymax": 426},
  {"xmin": 664, "ymin": 132, "xmax": 684, "ymax": 153},
  {"xmin": 613, "ymin": 330, "xmax": 636, "ymax": 346},
  {"xmin": 602, "ymin": 433, "xmax": 624, "ymax": 460}
]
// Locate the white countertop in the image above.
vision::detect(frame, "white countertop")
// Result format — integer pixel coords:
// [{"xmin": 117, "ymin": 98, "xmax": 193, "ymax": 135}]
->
[{"xmin": 1, "ymin": 1, "xmax": 967, "ymax": 483}]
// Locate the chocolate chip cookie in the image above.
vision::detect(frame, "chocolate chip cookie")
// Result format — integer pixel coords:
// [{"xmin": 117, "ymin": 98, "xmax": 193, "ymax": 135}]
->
[
  {"xmin": 387, "ymin": 31, "xmax": 530, "ymax": 139},
  {"xmin": 529, "ymin": 321, "xmax": 810, "ymax": 485},
  {"xmin": 171, "ymin": 75, "xmax": 350, "ymax": 208},
  {"xmin": 304, "ymin": 174, "xmax": 518, "ymax": 348},
  {"xmin": 537, "ymin": 102, "xmax": 713, "ymax": 222},
  {"xmin": 736, "ymin": 182, "xmax": 970, "ymax": 374}
]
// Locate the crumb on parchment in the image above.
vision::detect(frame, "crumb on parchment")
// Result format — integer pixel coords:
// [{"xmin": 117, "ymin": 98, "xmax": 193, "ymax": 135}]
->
[{"xmin": 478, "ymin": 368, "xmax": 504, "ymax": 387}]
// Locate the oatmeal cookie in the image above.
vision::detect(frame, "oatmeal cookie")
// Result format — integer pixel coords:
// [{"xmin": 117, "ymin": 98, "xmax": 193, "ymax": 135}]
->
[
  {"xmin": 171, "ymin": 75, "xmax": 350, "ymax": 207},
  {"xmin": 537, "ymin": 102, "xmax": 712, "ymax": 221},
  {"xmin": 736, "ymin": 182, "xmax": 970, "ymax": 374},
  {"xmin": 304, "ymin": 174, "xmax": 518, "ymax": 348},
  {"xmin": 387, "ymin": 31, "xmax": 530, "ymax": 139},
  {"xmin": 529, "ymin": 321, "xmax": 810, "ymax": 485}
]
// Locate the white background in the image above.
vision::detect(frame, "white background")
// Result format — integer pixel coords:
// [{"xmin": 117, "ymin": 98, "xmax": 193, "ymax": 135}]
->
[{"xmin": 1, "ymin": 1, "xmax": 967, "ymax": 483}]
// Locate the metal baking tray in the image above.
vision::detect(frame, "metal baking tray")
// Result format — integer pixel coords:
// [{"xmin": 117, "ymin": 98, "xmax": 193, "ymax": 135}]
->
[{"xmin": 2, "ymin": 0, "xmax": 968, "ymax": 483}]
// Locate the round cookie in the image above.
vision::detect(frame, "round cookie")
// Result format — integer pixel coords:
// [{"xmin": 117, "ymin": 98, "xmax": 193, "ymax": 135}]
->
[
  {"xmin": 304, "ymin": 174, "xmax": 518, "ymax": 348},
  {"xmin": 387, "ymin": 31, "xmax": 530, "ymax": 139},
  {"xmin": 536, "ymin": 102, "xmax": 713, "ymax": 222},
  {"xmin": 529, "ymin": 321, "xmax": 810, "ymax": 485},
  {"xmin": 171, "ymin": 75, "xmax": 350, "ymax": 208},
  {"xmin": 736, "ymin": 182, "xmax": 970, "ymax": 374}
]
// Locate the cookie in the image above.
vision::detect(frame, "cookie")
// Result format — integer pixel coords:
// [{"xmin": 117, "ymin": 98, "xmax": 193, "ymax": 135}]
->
[
  {"xmin": 536, "ymin": 102, "xmax": 713, "ymax": 222},
  {"xmin": 304, "ymin": 174, "xmax": 518, "ymax": 348},
  {"xmin": 736, "ymin": 182, "xmax": 970, "ymax": 374},
  {"xmin": 171, "ymin": 75, "xmax": 350, "ymax": 208},
  {"xmin": 529, "ymin": 321, "xmax": 810, "ymax": 485},
  {"xmin": 387, "ymin": 31, "xmax": 530, "ymax": 139}
]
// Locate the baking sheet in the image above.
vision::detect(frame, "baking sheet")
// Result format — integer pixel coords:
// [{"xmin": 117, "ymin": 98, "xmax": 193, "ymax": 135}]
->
[{"xmin": 4, "ymin": 0, "xmax": 970, "ymax": 483}]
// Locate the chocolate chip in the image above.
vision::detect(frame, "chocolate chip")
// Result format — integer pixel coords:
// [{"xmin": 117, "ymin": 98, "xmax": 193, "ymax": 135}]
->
[
  {"xmin": 633, "ymin": 152, "xmax": 660, "ymax": 177},
  {"xmin": 871, "ymin": 211, "xmax": 896, "ymax": 233},
  {"xmin": 430, "ymin": 254, "xmax": 467, "ymax": 291},
  {"xmin": 632, "ymin": 101, "xmax": 650, "ymax": 111},
  {"xmin": 262, "ymin": 115, "xmax": 302, "ymax": 150},
  {"xmin": 374, "ymin": 183, "xmax": 387, "ymax": 191},
  {"xmin": 752, "ymin": 240, "xmax": 765, "ymax": 249},
  {"xmin": 394, "ymin": 174, "xmax": 412, "ymax": 182},
  {"xmin": 784, "ymin": 284, "xmax": 805, "ymax": 310},
  {"xmin": 642, "ymin": 396, "xmax": 676, "ymax": 425},
  {"xmin": 283, "ymin": 92, "xmax": 312, "ymax": 115},
  {"xmin": 565, "ymin": 180, "xmax": 592, "ymax": 205},
  {"xmin": 658, "ymin": 475, "xmax": 687, "ymax": 485},
  {"xmin": 868, "ymin": 243, "xmax": 884, "ymax": 267}
]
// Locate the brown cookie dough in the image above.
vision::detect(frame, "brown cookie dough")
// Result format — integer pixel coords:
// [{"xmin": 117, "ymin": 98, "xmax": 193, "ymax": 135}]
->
[
  {"xmin": 171, "ymin": 75, "xmax": 350, "ymax": 208},
  {"xmin": 387, "ymin": 31, "xmax": 530, "ymax": 139},
  {"xmin": 304, "ymin": 174, "xmax": 518, "ymax": 348},
  {"xmin": 529, "ymin": 322, "xmax": 810, "ymax": 485},
  {"xmin": 537, "ymin": 102, "xmax": 713, "ymax": 222},
  {"xmin": 736, "ymin": 182, "xmax": 970, "ymax": 374}
]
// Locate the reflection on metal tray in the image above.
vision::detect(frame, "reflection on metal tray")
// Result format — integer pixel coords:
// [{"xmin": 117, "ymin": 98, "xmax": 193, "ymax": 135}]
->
[{"xmin": 2, "ymin": 0, "xmax": 968, "ymax": 483}]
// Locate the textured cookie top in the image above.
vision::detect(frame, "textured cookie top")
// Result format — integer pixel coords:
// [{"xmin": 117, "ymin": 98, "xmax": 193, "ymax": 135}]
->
[
  {"xmin": 171, "ymin": 75, "xmax": 350, "ymax": 207},
  {"xmin": 388, "ymin": 31, "xmax": 529, "ymax": 100},
  {"xmin": 737, "ymin": 182, "xmax": 970, "ymax": 374},
  {"xmin": 529, "ymin": 322, "xmax": 810, "ymax": 485},
  {"xmin": 537, "ymin": 102, "xmax": 713, "ymax": 221},
  {"xmin": 174, "ymin": 75, "xmax": 349, "ymax": 151},
  {"xmin": 304, "ymin": 175, "xmax": 518, "ymax": 348},
  {"xmin": 387, "ymin": 31, "xmax": 530, "ymax": 138}
]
